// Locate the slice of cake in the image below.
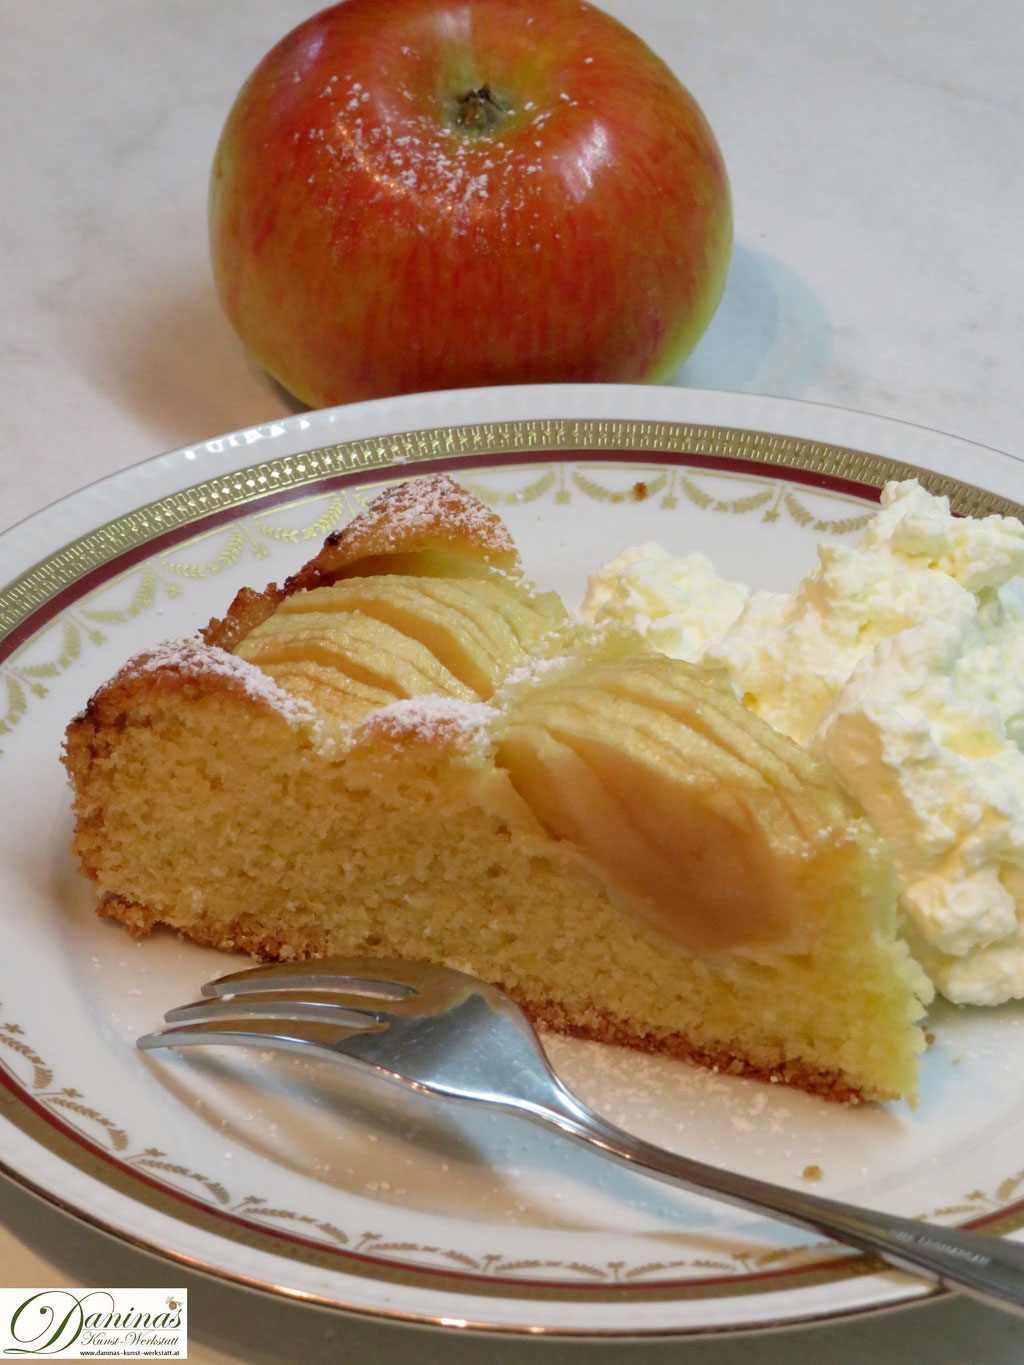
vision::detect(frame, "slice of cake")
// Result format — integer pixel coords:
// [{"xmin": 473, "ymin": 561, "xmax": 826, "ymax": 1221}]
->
[{"xmin": 63, "ymin": 475, "xmax": 932, "ymax": 1102}]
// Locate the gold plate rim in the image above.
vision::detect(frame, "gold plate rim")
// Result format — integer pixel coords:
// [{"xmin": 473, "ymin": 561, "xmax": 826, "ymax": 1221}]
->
[
  {"xmin": 4, "ymin": 415, "xmax": 1021, "ymax": 650},
  {"xmin": 2, "ymin": 411, "xmax": 1022, "ymax": 1335}
]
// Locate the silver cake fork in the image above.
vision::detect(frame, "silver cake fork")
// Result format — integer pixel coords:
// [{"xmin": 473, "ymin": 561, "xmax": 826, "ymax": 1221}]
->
[{"xmin": 138, "ymin": 955, "xmax": 1024, "ymax": 1317}]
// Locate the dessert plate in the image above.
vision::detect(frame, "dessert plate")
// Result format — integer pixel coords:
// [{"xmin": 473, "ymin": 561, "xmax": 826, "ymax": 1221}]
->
[{"xmin": 3, "ymin": 383, "xmax": 1024, "ymax": 1338}]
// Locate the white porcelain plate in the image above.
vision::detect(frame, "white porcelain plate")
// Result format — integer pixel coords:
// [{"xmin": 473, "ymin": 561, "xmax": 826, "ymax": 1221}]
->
[{"xmin": 3, "ymin": 384, "xmax": 1024, "ymax": 1338}]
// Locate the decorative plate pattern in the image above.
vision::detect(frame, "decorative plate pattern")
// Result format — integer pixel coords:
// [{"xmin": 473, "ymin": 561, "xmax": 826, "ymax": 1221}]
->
[{"xmin": 2, "ymin": 384, "xmax": 1023, "ymax": 1338}]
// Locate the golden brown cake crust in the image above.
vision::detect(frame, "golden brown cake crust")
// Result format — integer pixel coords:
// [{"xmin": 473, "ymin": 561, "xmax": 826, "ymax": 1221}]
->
[
  {"xmin": 94, "ymin": 892, "xmax": 868, "ymax": 1103},
  {"xmin": 523, "ymin": 998, "xmax": 866, "ymax": 1104},
  {"xmin": 202, "ymin": 473, "xmax": 520, "ymax": 652},
  {"xmin": 66, "ymin": 639, "xmax": 309, "ymax": 749},
  {"xmin": 201, "ymin": 585, "xmax": 285, "ymax": 653},
  {"xmin": 285, "ymin": 472, "xmax": 519, "ymax": 588}
]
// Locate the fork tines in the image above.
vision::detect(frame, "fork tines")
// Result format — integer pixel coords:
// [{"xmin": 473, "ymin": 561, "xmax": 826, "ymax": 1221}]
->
[{"xmin": 136, "ymin": 962, "xmax": 413, "ymax": 1054}]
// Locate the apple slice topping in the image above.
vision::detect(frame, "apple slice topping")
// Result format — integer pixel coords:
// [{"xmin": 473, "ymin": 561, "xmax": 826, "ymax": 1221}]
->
[
  {"xmin": 589, "ymin": 657, "xmax": 852, "ymax": 839},
  {"xmin": 252, "ymin": 662, "xmax": 400, "ymax": 726},
  {"xmin": 232, "ymin": 564, "xmax": 566, "ymax": 722},
  {"xmin": 234, "ymin": 608, "xmax": 477, "ymax": 708},
  {"xmin": 283, "ymin": 475, "xmax": 521, "ymax": 595},
  {"xmin": 495, "ymin": 654, "xmax": 860, "ymax": 954},
  {"xmin": 497, "ymin": 714, "xmax": 791, "ymax": 955},
  {"xmin": 268, "ymin": 575, "xmax": 564, "ymax": 698}
]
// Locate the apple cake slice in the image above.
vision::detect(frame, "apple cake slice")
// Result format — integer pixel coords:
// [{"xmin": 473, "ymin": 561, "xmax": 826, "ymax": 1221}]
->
[{"xmin": 63, "ymin": 475, "xmax": 932, "ymax": 1102}]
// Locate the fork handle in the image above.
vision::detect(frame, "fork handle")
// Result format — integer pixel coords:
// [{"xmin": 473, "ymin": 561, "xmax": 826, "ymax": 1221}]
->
[{"xmin": 535, "ymin": 1090, "xmax": 1024, "ymax": 1316}]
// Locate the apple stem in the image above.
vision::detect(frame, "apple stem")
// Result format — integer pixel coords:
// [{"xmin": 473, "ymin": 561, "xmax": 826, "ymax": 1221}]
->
[{"xmin": 456, "ymin": 85, "xmax": 503, "ymax": 132}]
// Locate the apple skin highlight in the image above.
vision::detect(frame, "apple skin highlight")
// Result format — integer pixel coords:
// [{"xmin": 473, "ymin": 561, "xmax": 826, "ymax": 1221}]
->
[{"xmin": 209, "ymin": 0, "xmax": 733, "ymax": 406}]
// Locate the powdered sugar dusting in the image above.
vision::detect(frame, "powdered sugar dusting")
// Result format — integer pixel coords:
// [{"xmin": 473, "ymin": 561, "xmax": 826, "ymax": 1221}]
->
[
  {"xmin": 127, "ymin": 639, "xmax": 315, "ymax": 725},
  {"xmin": 358, "ymin": 695, "xmax": 496, "ymax": 749},
  {"xmin": 350, "ymin": 474, "xmax": 515, "ymax": 556},
  {"xmin": 501, "ymin": 645, "xmax": 576, "ymax": 691},
  {"xmin": 293, "ymin": 70, "xmax": 583, "ymax": 239}
]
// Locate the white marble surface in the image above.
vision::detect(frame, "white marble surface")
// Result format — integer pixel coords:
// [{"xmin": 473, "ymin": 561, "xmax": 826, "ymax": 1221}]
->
[{"xmin": 3, "ymin": 0, "xmax": 1024, "ymax": 1359}]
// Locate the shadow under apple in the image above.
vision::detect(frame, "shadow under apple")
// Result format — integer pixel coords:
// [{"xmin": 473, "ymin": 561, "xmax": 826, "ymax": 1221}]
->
[{"xmin": 676, "ymin": 241, "xmax": 831, "ymax": 398}]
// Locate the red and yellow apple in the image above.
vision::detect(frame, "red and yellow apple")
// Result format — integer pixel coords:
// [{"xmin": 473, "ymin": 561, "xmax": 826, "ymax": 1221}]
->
[{"xmin": 209, "ymin": 0, "xmax": 732, "ymax": 407}]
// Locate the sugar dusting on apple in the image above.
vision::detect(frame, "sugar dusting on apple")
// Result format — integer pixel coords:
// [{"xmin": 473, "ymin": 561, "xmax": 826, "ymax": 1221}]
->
[{"xmin": 209, "ymin": 0, "xmax": 732, "ymax": 406}]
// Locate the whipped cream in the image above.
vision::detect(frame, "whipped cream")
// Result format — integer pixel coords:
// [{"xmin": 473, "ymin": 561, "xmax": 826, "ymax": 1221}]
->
[
  {"xmin": 582, "ymin": 542, "xmax": 750, "ymax": 661},
  {"xmin": 582, "ymin": 480, "xmax": 1024, "ymax": 1006}
]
